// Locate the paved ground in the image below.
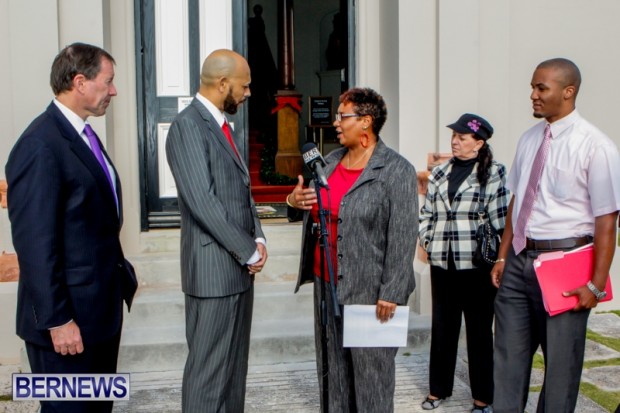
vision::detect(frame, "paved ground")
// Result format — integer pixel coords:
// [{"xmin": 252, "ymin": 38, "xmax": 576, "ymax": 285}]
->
[{"xmin": 1, "ymin": 312, "xmax": 618, "ymax": 412}]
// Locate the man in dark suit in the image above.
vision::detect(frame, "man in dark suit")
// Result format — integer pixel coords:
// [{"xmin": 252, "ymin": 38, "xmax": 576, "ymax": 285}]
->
[
  {"xmin": 166, "ymin": 49, "xmax": 267, "ymax": 413},
  {"xmin": 5, "ymin": 42, "xmax": 137, "ymax": 413}
]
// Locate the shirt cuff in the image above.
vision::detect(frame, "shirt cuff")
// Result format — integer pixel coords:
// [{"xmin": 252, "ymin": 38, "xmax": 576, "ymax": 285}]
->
[
  {"xmin": 49, "ymin": 319, "xmax": 74, "ymax": 330},
  {"xmin": 246, "ymin": 238, "xmax": 267, "ymax": 265}
]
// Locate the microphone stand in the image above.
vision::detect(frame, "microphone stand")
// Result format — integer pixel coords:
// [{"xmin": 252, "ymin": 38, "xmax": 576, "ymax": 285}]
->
[{"xmin": 313, "ymin": 173, "xmax": 340, "ymax": 413}]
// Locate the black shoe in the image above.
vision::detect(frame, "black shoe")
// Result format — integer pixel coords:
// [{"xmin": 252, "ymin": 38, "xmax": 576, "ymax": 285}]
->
[{"xmin": 421, "ymin": 396, "xmax": 443, "ymax": 410}]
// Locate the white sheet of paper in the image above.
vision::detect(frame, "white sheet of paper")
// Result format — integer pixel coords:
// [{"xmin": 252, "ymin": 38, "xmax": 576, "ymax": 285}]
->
[{"xmin": 342, "ymin": 305, "xmax": 409, "ymax": 347}]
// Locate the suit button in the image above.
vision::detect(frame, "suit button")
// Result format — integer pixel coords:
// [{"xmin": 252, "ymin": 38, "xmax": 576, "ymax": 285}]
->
[
  {"xmin": 337, "ymin": 254, "xmax": 343, "ymax": 260},
  {"xmin": 338, "ymin": 275, "xmax": 343, "ymax": 280},
  {"xmin": 337, "ymin": 218, "xmax": 342, "ymax": 224},
  {"xmin": 337, "ymin": 235, "xmax": 342, "ymax": 241}
]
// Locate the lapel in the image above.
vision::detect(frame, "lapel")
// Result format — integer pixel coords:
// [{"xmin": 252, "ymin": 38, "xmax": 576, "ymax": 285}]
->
[
  {"xmin": 323, "ymin": 139, "xmax": 389, "ymax": 197},
  {"xmin": 191, "ymin": 99, "xmax": 249, "ymax": 178},
  {"xmin": 47, "ymin": 104, "xmax": 120, "ymax": 221},
  {"xmin": 324, "ymin": 147, "xmax": 345, "ymax": 177},
  {"xmin": 345, "ymin": 139, "xmax": 388, "ymax": 196},
  {"xmin": 435, "ymin": 160, "xmax": 453, "ymax": 211}
]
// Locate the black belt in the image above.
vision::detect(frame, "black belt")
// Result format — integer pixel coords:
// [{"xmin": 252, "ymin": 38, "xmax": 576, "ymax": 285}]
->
[{"xmin": 525, "ymin": 236, "xmax": 592, "ymax": 251}]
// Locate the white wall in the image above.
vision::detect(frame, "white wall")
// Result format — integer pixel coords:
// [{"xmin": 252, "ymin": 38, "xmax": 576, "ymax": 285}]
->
[
  {"xmin": 389, "ymin": 0, "xmax": 620, "ymax": 175},
  {"xmin": 0, "ymin": 0, "xmax": 59, "ymax": 172},
  {"xmin": 381, "ymin": 0, "xmax": 620, "ymax": 312},
  {"xmin": 397, "ymin": 0, "xmax": 437, "ymax": 171}
]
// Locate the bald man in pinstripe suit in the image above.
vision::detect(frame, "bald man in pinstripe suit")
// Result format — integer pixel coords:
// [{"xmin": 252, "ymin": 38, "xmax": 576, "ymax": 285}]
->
[{"xmin": 166, "ymin": 49, "xmax": 267, "ymax": 413}]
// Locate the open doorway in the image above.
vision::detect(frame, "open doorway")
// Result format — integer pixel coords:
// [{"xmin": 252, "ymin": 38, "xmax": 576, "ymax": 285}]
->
[{"xmin": 237, "ymin": 0, "xmax": 355, "ymax": 201}]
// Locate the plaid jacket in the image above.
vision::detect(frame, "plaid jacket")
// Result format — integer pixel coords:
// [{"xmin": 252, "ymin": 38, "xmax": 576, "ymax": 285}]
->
[{"xmin": 419, "ymin": 159, "xmax": 509, "ymax": 270}]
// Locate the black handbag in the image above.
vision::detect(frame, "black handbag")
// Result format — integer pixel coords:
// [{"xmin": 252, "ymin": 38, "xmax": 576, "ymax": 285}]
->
[{"xmin": 472, "ymin": 186, "xmax": 501, "ymax": 268}]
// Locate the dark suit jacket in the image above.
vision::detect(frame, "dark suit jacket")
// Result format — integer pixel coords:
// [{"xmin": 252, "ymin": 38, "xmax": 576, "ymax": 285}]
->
[
  {"xmin": 6, "ymin": 102, "xmax": 137, "ymax": 348},
  {"xmin": 294, "ymin": 140, "xmax": 419, "ymax": 305},
  {"xmin": 165, "ymin": 98, "xmax": 264, "ymax": 298}
]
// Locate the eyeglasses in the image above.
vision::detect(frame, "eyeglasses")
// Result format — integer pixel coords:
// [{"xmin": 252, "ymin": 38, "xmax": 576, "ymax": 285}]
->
[{"xmin": 335, "ymin": 113, "xmax": 361, "ymax": 122}]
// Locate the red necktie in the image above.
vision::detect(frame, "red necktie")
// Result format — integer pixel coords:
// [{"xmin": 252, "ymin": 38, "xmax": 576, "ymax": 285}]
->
[
  {"xmin": 221, "ymin": 121, "xmax": 240, "ymax": 159},
  {"xmin": 512, "ymin": 124, "xmax": 552, "ymax": 254}
]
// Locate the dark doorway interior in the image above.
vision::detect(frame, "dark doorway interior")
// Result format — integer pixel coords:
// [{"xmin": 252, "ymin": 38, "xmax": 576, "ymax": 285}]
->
[
  {"xmin": 136, "ymin": 0, "xmax": 355, "ymax": 229},
  {"xmin": 241, "ymin": 0, "xmax": 353, "ymax": 201}
]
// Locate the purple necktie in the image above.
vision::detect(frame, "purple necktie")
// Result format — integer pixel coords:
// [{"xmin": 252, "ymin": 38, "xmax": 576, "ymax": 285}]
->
[
  {"xmin": 83, "ymin": 124, "xmax": 117, "ymax": 206},
  {"xmin": 512, "ymin": 124, "xmax": 552, "ymax": 254}
]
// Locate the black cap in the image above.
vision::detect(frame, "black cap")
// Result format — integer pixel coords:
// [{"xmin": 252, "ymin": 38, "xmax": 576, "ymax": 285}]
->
[{"xmin": 446, "ymin": 113, "xmax": 494, "ymax": 140}]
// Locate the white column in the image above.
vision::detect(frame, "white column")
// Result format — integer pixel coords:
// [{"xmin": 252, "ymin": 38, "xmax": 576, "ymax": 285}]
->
[
  {"xmin": 108, "ymin": 0, "xmax": 142, "ymax": 255},
  {"xmin": 1, "ymin": 0, "xmax": 59, "ymax": 168}
]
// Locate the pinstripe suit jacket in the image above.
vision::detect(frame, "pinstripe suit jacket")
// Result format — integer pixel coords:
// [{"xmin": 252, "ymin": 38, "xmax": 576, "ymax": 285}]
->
[
  {"xmin": 295, "ymin": 140, "xmax": 419, "ymax": 305},
  {"xmin": 166, "ymin": 98, "xmax": 264, "ymax": 298}
]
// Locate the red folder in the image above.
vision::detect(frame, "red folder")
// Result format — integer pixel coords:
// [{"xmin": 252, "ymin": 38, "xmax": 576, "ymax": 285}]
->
[{"xmin": 533, "ymin": 244, "xmax": 613, "ymax": 316}]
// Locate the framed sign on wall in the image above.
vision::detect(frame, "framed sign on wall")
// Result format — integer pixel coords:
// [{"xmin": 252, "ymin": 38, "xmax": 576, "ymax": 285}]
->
[{"xmin": 309, "ymin": 96, "xmax": 333, "ymax": 127}]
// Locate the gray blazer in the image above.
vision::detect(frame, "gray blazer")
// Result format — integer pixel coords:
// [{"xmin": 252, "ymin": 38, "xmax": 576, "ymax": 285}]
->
[
  {"xmin": 166, "ymin": 98, "xmax": 265, "ymax": 297},
  {"xmin": 295, "ymin": 139, "xmax": 419, "ymax": 305}
]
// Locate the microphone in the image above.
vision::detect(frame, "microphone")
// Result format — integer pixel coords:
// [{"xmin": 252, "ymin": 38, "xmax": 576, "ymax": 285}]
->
[{"xmin": 301, "ymin": 142, "xmax": 329, "ymax": 189}]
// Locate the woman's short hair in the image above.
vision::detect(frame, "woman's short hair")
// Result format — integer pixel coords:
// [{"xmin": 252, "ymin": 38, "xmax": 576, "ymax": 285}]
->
[
  {"xmin": 50, "ymin": 43, "xmax": 115, "ymax": 95},
  {"xmin": 339, "ymin": 87, "xmax": 387, "ymax": 135}
]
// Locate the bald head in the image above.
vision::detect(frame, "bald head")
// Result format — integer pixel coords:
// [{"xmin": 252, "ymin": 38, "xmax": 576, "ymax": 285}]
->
[
  {"xmin": 200, "ymin": 49, "xmax": 248, "ymax": 87},
  {"xmin": 537, "ymin": 58, "xmax": 581, "ymax": 97},
  {"xmin": 199, "ymin": 49, "xmax": 251, "ymax": 114}
]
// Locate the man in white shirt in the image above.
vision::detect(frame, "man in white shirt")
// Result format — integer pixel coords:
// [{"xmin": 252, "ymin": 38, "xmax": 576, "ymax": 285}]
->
[{"xmin": 491, "ymin": 58, "xmax": 620, "ymax": 412}]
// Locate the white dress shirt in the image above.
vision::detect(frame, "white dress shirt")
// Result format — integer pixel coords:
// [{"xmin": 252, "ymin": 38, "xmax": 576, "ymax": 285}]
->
[{"xmin": 507, "ymin": 110, "xmax": 620, "ymax": 240}]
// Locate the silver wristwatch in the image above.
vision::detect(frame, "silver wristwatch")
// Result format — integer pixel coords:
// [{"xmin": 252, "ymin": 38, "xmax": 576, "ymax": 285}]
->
[{"xmin": 586, "ymin": 281, "xmax": 607, "ymax": 301}]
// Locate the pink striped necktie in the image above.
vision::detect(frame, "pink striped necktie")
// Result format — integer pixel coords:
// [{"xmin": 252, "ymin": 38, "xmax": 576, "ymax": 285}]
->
[
  {"xmin": 512, "ymin": 124, "xmax": 552, "ymax": 254},
  {"xmin": 83, "ymin": 124, "xmax": 118, "ymax": 206}
]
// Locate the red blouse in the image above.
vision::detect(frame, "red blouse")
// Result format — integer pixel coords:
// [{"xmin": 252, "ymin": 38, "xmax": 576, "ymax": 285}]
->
[{"xmin": 310, "ymin": 162, "xmax": 364, "ymax": 282}]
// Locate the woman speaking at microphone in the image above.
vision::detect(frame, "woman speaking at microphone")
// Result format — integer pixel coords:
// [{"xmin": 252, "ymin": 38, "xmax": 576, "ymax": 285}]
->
[{"xmin": 286, "ymin": 87, "xmax": 418, "ymax": 412}]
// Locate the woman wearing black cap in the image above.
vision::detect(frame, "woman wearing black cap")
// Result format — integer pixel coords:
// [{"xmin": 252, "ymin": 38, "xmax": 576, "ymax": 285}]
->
[{"xmin": 419, "ymin": 113, "xmax": 509, "ymax": 412}]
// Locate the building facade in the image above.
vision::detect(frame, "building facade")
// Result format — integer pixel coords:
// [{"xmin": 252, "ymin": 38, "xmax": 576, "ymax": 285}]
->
[{"xmin": 1, "ymin": 0, "xmax": 619, "ymax": 321}]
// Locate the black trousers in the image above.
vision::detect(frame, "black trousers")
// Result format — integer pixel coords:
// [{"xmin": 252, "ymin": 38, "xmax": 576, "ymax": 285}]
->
[
  {"xmin": 428, "ymin": 255, "xmax": 496, "ymax": 404},
  {"xmin": 25, "ymin": 331, "xmax": 121, "ymax": 413}
]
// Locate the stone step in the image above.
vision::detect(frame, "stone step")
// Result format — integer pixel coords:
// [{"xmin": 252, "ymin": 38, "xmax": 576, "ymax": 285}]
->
[
  {"xmin": 119, "ymin": 223, "xmax": 430, "ymax": 372},
  {"xmin": 131, "ymin": 222, "xmax": 303, "ymax": 287},
  {"xmin": 123, "ymin": 281, "xmax": 312, "ymax": 330},
  {"xmin": 118, "ymin": 281, "xmax": 431, "ymax": 372},
  {"xmin": 119, "ymin": 281, "xmax": 315, "ymax": 371}
]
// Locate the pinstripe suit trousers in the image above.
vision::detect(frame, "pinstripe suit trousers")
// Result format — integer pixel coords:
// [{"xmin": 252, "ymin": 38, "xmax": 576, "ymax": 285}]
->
[
  {"xmin": 182, "ymin": 288, "xmax": 254, "ymax": 413},
  {"xmin": 313, "ymin": 279, "xmax": 398, "ymax": 413}
]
